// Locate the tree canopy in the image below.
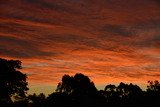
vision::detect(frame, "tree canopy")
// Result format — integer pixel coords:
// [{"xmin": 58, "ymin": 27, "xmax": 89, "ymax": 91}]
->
[
  {"xmin": 0, "ymin": 58, "xmax": 28, "ymax": 105},
  {"xmin": 56, "ymin": 73, "xmax": 97, "ymax": 95}
]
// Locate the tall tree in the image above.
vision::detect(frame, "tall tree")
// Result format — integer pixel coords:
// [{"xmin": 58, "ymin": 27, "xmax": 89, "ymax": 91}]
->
[
  {"xmin": 56, "ymin": 73, "xmax": 97, "ymax": 95},
  {"xmin": 0, "ymin": 58, "xmax": 28, "ymax": 105}
]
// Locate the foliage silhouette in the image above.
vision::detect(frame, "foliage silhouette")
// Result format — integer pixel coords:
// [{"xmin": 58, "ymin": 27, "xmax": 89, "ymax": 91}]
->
[
  {"xmin": 0, "ymin": 58, "xmax": 160, "ymax": 107},
  {"xmin": 56, "ymin": 73, "xmax": 97, "ymax": 95},
  {"xmin": 0, "ymin": 58, "xmax": 28, "ymax": 106},
  {"xmin": 27, "ymin": 93, "xmax": 46, "ymax": 107},
  {"xmin": 147, "ymin": 80, "xmax": 160, "ymax": 92},
  {"xmin": 145, "ymin": 80, "xmax": 160, "ymax": 106},
  {"xmin": 48, "ymin": 73, "xmax": 104, "ymax": 107}
]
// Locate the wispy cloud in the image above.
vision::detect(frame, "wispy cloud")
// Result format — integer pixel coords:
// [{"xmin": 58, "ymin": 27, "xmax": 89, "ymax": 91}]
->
[{"xmin": 0, "ymin": 0, "xmax": 160, "ymax": 93}]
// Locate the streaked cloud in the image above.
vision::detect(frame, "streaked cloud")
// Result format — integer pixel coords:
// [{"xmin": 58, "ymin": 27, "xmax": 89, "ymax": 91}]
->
[{"xmin": 0, "ymin": 0, "xmax": 160, "ymax": 94}]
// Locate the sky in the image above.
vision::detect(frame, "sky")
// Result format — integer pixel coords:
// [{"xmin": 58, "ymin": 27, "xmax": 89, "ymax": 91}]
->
[{"xmin": 0, "ymin": 0, "xmax": 160, "ymax": 95}]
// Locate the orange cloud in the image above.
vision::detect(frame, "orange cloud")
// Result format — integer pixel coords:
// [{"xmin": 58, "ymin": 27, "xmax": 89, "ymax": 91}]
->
[{"xmin": 0, "ymin": 0, "xmax": 160, "ymax": 94}]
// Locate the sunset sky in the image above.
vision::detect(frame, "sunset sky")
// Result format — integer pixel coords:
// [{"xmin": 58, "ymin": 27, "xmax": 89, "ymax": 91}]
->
[{"xmin": 0, "ymin": 0, "xmax": 160, "ymax": 95}]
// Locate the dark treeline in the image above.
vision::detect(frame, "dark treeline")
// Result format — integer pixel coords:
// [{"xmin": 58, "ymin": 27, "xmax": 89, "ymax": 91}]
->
[{"xmin": 0, "ymin": 58, "xmax": 160, "ymax": 107}]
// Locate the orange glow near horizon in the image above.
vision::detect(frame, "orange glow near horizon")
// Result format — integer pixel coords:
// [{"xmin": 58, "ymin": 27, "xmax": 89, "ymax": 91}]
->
[{"xmin": 0, "ymin": 0, "xmax": 160, "ymax": 95}]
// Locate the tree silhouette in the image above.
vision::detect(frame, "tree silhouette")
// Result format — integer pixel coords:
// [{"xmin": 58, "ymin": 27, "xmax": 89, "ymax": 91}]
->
[
  {"xmin": 146, "ymin": 80, "xmax": 160, "ymax": 106},
  {"xmin": 102, "ymin": 82, "xmax": 144, "ymax": 107},
  {"xmin": 103, "ymin": 84, "xmax": 120, "ymax": 107},
  {"xmin": 56, "ymin": 74, "xmax": 74, "ymax": 94},
  {"xmin": 1, "ymin": 58, "xmax": 160, "ymax": 107},
  {"xmin": 105, "ymin": 84, "xmax": 116, "ymax": 92},
  {"xmin": 56, "ymin": 73, "xmax": 97, "ymax": 95},
  {"xmin": 47, "ymin": 73, "xmax": 99, "ymax": 107},
  {"xmin": 147, "ymin": 80, "xmax": 160, "ymax": 93},
  {"xmin": 0, "ymin": 58, "xmax": 28, "ymax": 105},
  {"xmin": 117, "ymin": 82, "xmax": 142, "ymax": 97},
  {"xmin": 28, "ymin": 93, "xmax": 46, "ymax": 107}
]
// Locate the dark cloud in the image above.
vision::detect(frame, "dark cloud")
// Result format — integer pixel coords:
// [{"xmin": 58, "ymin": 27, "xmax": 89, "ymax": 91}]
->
[
  {"xmin": 102, "ymin": 24, "xmax": 134, "ymax": 37},
  {"xmin": 0, "ymin": 21, "xmax": 38, "ymax": 34},
  {"xmin": 24, "ymin": 0, "xmax": 72, "ymax": 12},
  {"xmin": 0, "ymin": 36, "xmax": 54, "ymax": 58},
  {"xmin": 132, "ymin": 19, "xmax": 160, "ymax": 30},
  {"xmin": 128, "ymin": 20, "xmax": 160, "ymax": 48},
  {"xmin": 43, "ymin": 34, "xmax": 129, "ymax": 52},
  {"xmin": 0, "ymin": 0, "xmax": 87, "ymax": 25},
  {"xmin": 134, "ymin": 35, "xmax": 160, "ymax": 48}
]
